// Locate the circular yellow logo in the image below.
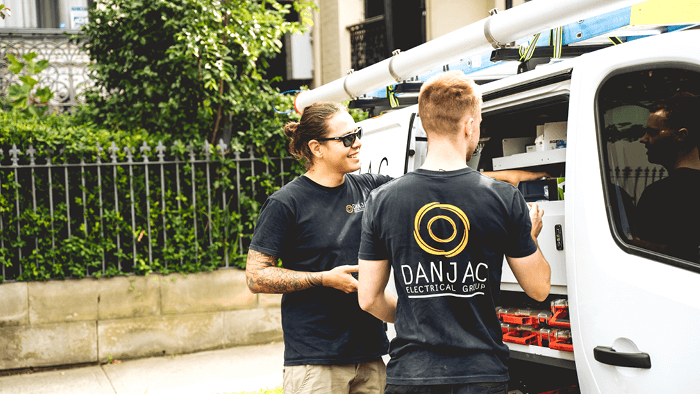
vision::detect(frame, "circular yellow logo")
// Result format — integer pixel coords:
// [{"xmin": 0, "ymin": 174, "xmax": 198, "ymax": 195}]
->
[
  {"xmin": 346, "ymin": 205, "xmax": 354, "ymax": 213},
  {"xmin": 413, "ymin": 202, "xmax": 470, "ymax": 257}
]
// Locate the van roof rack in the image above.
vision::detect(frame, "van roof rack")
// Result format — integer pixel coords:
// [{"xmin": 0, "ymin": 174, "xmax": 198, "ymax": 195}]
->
[{"xmin": 298, "ymin": 0, "xmax": 700, "ymax": 114}]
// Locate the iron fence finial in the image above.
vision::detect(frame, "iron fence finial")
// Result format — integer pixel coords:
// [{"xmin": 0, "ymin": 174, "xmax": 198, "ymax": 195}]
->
[
  {"xmin": 9, "ymin": 144, "xmax": 21, "ymax": 166},
  {"xmin": 156, "ymin": 141, "xmax": 166, "ymax": 162},
  {"xmin": 26, "ymin": 145, "xmax": 36, "ymax": 165},
  {"xmin": 203, "ymin": 141, "xmax": 211, "ymax": 160},
  {"xmin": 140, "ymin": 141, "xmax": 151, "ymax": 163},
  {"xmin": 124, "ymin": 146, "xmax": 133, "ymax": 163},
  {"xmin": 109, "ymin": 142, "xmax": 119, "ymax": 163},
  {"xmin": 96, "ymin": 142, "xmax": 104, "ymax": 164},
  {"xmin": 186, "ymin": 143, "xmax": 195, "ymax": 162},
  {"xmin": 217, "ymin": 139, "xmax": 227, "ymax": 155}
]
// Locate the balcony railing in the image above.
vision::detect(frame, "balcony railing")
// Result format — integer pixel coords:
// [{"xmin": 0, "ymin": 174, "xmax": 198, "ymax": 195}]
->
[
  {"xmin": 0, "ymin": 29, "xmax": 90, "ymax": 113},
  {"xmin": 347, "ymin": 15, "xmax": 389, "ymax": 72}
]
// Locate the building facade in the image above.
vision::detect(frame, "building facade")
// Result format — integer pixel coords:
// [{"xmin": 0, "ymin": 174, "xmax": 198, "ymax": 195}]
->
[
  {"xmin": 0, "ymin": 0, "xmax": 531, "ymax": 106},
  {"xmin": 309, "ymin": 0, "xmax": 530, "ymax": 88}
]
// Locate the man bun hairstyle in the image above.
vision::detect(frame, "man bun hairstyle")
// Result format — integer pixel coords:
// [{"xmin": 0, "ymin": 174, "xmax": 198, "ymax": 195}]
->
[
  {"xmin": 418, "ymin": 70, "xmax": 482, "ymax": 137},
  {"xmin": 284, "ymin": 102, "xmax": 345, "ymax": 169}
]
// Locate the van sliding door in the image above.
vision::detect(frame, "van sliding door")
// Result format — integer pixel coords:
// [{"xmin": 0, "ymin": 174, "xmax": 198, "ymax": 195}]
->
[{"xmin": 568, "ymin": 31, "xmax": 700, "ymax": 394}]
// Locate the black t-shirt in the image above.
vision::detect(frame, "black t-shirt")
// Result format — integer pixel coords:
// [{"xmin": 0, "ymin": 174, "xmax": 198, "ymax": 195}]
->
[
  {"xmin": 359, "ymin": 167, "xmax": 537, "ymax": 386},
  {"xmin": 636, "ymin": 167, "xmax": 700, "ymax": 262},
  {"xmin": 249, "ymin": 173, "xmax": 393, "ymax": 366}
]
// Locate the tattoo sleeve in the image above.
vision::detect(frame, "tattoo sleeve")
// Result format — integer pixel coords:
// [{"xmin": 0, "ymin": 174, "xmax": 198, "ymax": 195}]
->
[{"xmin": 246, "ymin": 249, "xmax": 324, "ymax": 293}]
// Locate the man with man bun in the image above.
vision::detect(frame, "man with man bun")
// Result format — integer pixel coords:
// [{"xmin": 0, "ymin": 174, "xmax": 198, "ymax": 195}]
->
[{"xmin": 246, "ymin": 102, "xmax": 394, "ymax": 393}]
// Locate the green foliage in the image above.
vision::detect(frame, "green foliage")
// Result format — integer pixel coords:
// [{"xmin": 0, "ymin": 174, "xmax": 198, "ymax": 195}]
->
[
  {"xmin": 76, "ymin": 0, "xmax": 315, "ymax": 144},
  {"xmin": 0, "ymin": 110, "xmax": 303, "ymax": 281},
  {"xmin": 0, "ymin": 109, "xmax": 158, "ymax": 157},
  {"xmin": 0, "ymin": 0, "xmax": 324, "ymax": 282},
  {"xmin": 4, "ymin": 52, "xmax": 54, "ymax": 117}
]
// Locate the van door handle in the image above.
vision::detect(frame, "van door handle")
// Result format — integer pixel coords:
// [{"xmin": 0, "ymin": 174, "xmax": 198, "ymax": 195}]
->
[{"xmin": 594, "ymin": 346, "xmax": 651, "ymax": 369}]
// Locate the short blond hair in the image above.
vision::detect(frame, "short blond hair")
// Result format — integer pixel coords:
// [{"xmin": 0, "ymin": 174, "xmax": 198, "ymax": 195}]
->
[{"xmin": 418, "ymin": 71, "xmax": 482, "ymax": 136}]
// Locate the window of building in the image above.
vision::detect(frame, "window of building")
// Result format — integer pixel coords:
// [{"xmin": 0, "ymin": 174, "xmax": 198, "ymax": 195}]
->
[
  {"xmin": 0, "ymin": 0, "xmax": 89, "ymax": 29},
  {"xmin": 598, "ymin": 67, "xmax": 700, "ymax": 267}
]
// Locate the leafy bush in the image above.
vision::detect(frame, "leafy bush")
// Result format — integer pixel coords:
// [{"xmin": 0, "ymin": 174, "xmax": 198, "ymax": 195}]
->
[
  {"xmin": 75, "ymin": 0, "xmax": 314, "ymax": 144},
  {"xmin": 0, "ymin": 107, "xmax": 159, "ymax": 156},
  {"xmin": 4, "ymin": 52, "xmax": 54, "ymax": 116},
  {"xmin": 0, "ymin": 109, "xmax": 303, "ymax": 282},
  {"xmin": 0, "ymin": 0, "xmax": 372, "ymax": 282}
]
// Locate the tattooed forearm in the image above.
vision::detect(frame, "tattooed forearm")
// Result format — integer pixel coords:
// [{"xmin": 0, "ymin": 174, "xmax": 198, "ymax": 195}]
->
[{"xmin": 245, "ymin": 249, "xmax": 324, "ymax": 294}]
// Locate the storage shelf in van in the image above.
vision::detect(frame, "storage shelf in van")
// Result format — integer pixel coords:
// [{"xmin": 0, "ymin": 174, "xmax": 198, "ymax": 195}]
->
[
  {"xmin": 501, "ymin": 200, "xmax": 566, "ymax": 295},
  {"xmin": 507, "ymin": 342, "xmax": 576, "ymax": 369},
  {"xmin": 492, "ymin": 148, "xmax": 566, "ymax": 170}
]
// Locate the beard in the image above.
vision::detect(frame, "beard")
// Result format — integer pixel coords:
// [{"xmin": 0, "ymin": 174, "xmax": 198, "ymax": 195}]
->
[{"xmin": 645, "ymin": 139, "xmax": 686, "ymax": 168}]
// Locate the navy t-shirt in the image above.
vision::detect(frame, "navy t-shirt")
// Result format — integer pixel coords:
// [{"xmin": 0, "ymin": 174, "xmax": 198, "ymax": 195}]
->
[
  {"xmin": 249, "ymin": 173, "xmax": 393, "ymax": 366},
  {"xmin": 636, "ymin": 167, "xmax": 700, "ymax": 262},
  {"xmin": 359, "ymin": 167, "xmax": 537, "ymax": 386}
]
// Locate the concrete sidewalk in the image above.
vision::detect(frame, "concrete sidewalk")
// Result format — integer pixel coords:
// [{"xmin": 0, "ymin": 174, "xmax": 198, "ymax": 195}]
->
[{"xmin": 0, "ymin": 341, "xmax": 284, "ymax": 394}]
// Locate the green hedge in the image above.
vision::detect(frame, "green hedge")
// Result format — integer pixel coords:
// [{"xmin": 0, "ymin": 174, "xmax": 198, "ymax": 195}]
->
[{"xmin": 0, "ymin": 110, "xmax": 303, "ymax": 282}]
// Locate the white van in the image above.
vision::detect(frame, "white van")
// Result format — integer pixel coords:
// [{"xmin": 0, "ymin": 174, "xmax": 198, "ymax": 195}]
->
[{"xmin": 356, "ymin": 30, "xmax": 700, "ymax": 393}]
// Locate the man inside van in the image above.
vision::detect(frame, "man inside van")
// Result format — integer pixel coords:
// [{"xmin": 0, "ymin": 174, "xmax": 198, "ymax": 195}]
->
[
  {"xmin": 357, "ymin": 70, "xmax": 551, "ymax": 394},
  {"xmin": 636, "ymin": 92, "xmax": 700, "ymax": 262}
]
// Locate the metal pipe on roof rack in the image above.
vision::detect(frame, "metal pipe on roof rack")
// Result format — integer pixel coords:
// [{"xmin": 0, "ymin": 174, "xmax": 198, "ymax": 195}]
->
[{"xmin": 294, "ymin": 0, "xmax": 643, "ymax": 113}]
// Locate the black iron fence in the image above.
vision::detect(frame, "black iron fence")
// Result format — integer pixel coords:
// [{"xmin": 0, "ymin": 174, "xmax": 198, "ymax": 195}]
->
[{"xmin": 0, "ymin": 140, "xmax": 296, "ymax": 282}]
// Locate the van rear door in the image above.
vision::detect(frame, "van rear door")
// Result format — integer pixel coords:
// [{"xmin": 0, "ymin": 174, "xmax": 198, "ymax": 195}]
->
[{"xmin": 567, "ymin": 30, "xmax": 700, "ymax": 393}]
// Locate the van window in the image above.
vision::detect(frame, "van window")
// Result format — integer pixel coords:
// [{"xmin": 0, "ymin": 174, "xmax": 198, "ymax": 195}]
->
[{"xmin": 598, "ymin": 68, "xmax": 700, "ymax": 266}]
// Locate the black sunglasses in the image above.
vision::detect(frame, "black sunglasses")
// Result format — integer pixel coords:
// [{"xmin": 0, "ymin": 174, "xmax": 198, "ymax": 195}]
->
[{"xmin": 316, "ymin": 127, "xmax": 362, "ymax": 147}]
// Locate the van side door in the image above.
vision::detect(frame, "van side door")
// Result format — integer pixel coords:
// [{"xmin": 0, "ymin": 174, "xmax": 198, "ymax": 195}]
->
[{"xmin": 567, "ymin": 30, "xmax": 700, "ymax": 393}]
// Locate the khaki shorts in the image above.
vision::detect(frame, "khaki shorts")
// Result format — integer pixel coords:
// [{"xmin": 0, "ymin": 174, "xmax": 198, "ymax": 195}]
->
[{"xmin": 283, "ymin": 359, "xmax": 387, "ymax": 394}]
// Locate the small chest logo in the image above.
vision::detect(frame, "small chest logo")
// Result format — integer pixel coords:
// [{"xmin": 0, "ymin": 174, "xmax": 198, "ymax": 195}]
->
[{"xmin": 346, "ymin": 201, "xmax": 366, "ymax": 214}]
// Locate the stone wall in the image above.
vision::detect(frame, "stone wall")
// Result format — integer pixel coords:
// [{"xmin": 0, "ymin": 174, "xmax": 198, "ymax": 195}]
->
[{"xmin": 0, "ymin": 269, "xmax": 282, "ymax": 371}]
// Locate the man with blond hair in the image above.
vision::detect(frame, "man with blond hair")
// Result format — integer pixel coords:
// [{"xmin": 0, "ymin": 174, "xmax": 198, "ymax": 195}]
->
[{"xmin": 357, "ymin": 71, "xmax": 551, "ymax": 393}]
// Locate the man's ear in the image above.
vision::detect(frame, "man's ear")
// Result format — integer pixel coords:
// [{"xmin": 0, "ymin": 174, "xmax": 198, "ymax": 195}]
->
[
  {"xmin": 464, "ymin": 117, "xmax": 474, "ymax": 138},
  {"xmin": 308, "ymin": 139, "xmax": 323, "ymax": 159},
  {"xmin": 676, "ymin": 128, "xmax": 689, "ymax": 142}
]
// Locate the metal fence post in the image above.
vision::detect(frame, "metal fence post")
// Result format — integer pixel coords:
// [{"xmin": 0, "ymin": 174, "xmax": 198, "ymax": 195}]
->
[
  {"xmin": 10, "ymin": 145, "xmax": 23, "ymax": 274},
  {"xmin": 157, "ymin": 142, "xmax": 168, "ymax": 269},
  {"xmin": 216, "ymin": 140, "xmax": 229, "ymax": 268},
  {"xmin": 173, "ymin": 141, "xmax": 184, "ymax": 268},
  {"xmin": 125, "ymin": 146, "xmax": 137, "ymax": 267},
  {"xmin": 27, "ymin": 146, "xmax": 38, "ymax": 263},
  {"xmin": 188, "ymin": 143, "xmax": 199, "ymax": 262},
  {"xmin": 203, "ymin": 142, "xmax": 213, "ymax": 248},
  {"xmin": 141, "ymin": 142, "xmax": 153, "ymax": 266},
  {"xmin": 109, "ymin": 143, "xmax": 121, "ymax": 271}
]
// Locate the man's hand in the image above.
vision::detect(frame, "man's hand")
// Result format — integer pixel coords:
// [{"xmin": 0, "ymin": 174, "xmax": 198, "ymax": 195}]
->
[
  {"xmin": 507, "ymin": 203, "xmax": 551, "ymax": 301},
  {"xmin": 323, "ymin": 265, "xmax": 359, "ymax": 293},
  {"xmin": 528, "ymin": 202, "xmax": 544, "ymax": 240}
]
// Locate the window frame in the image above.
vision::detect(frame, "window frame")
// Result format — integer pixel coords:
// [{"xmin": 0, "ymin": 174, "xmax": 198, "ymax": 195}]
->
[{"xmin": 594, "ymin": 61, "xmax": 700, "ymax": 273}]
